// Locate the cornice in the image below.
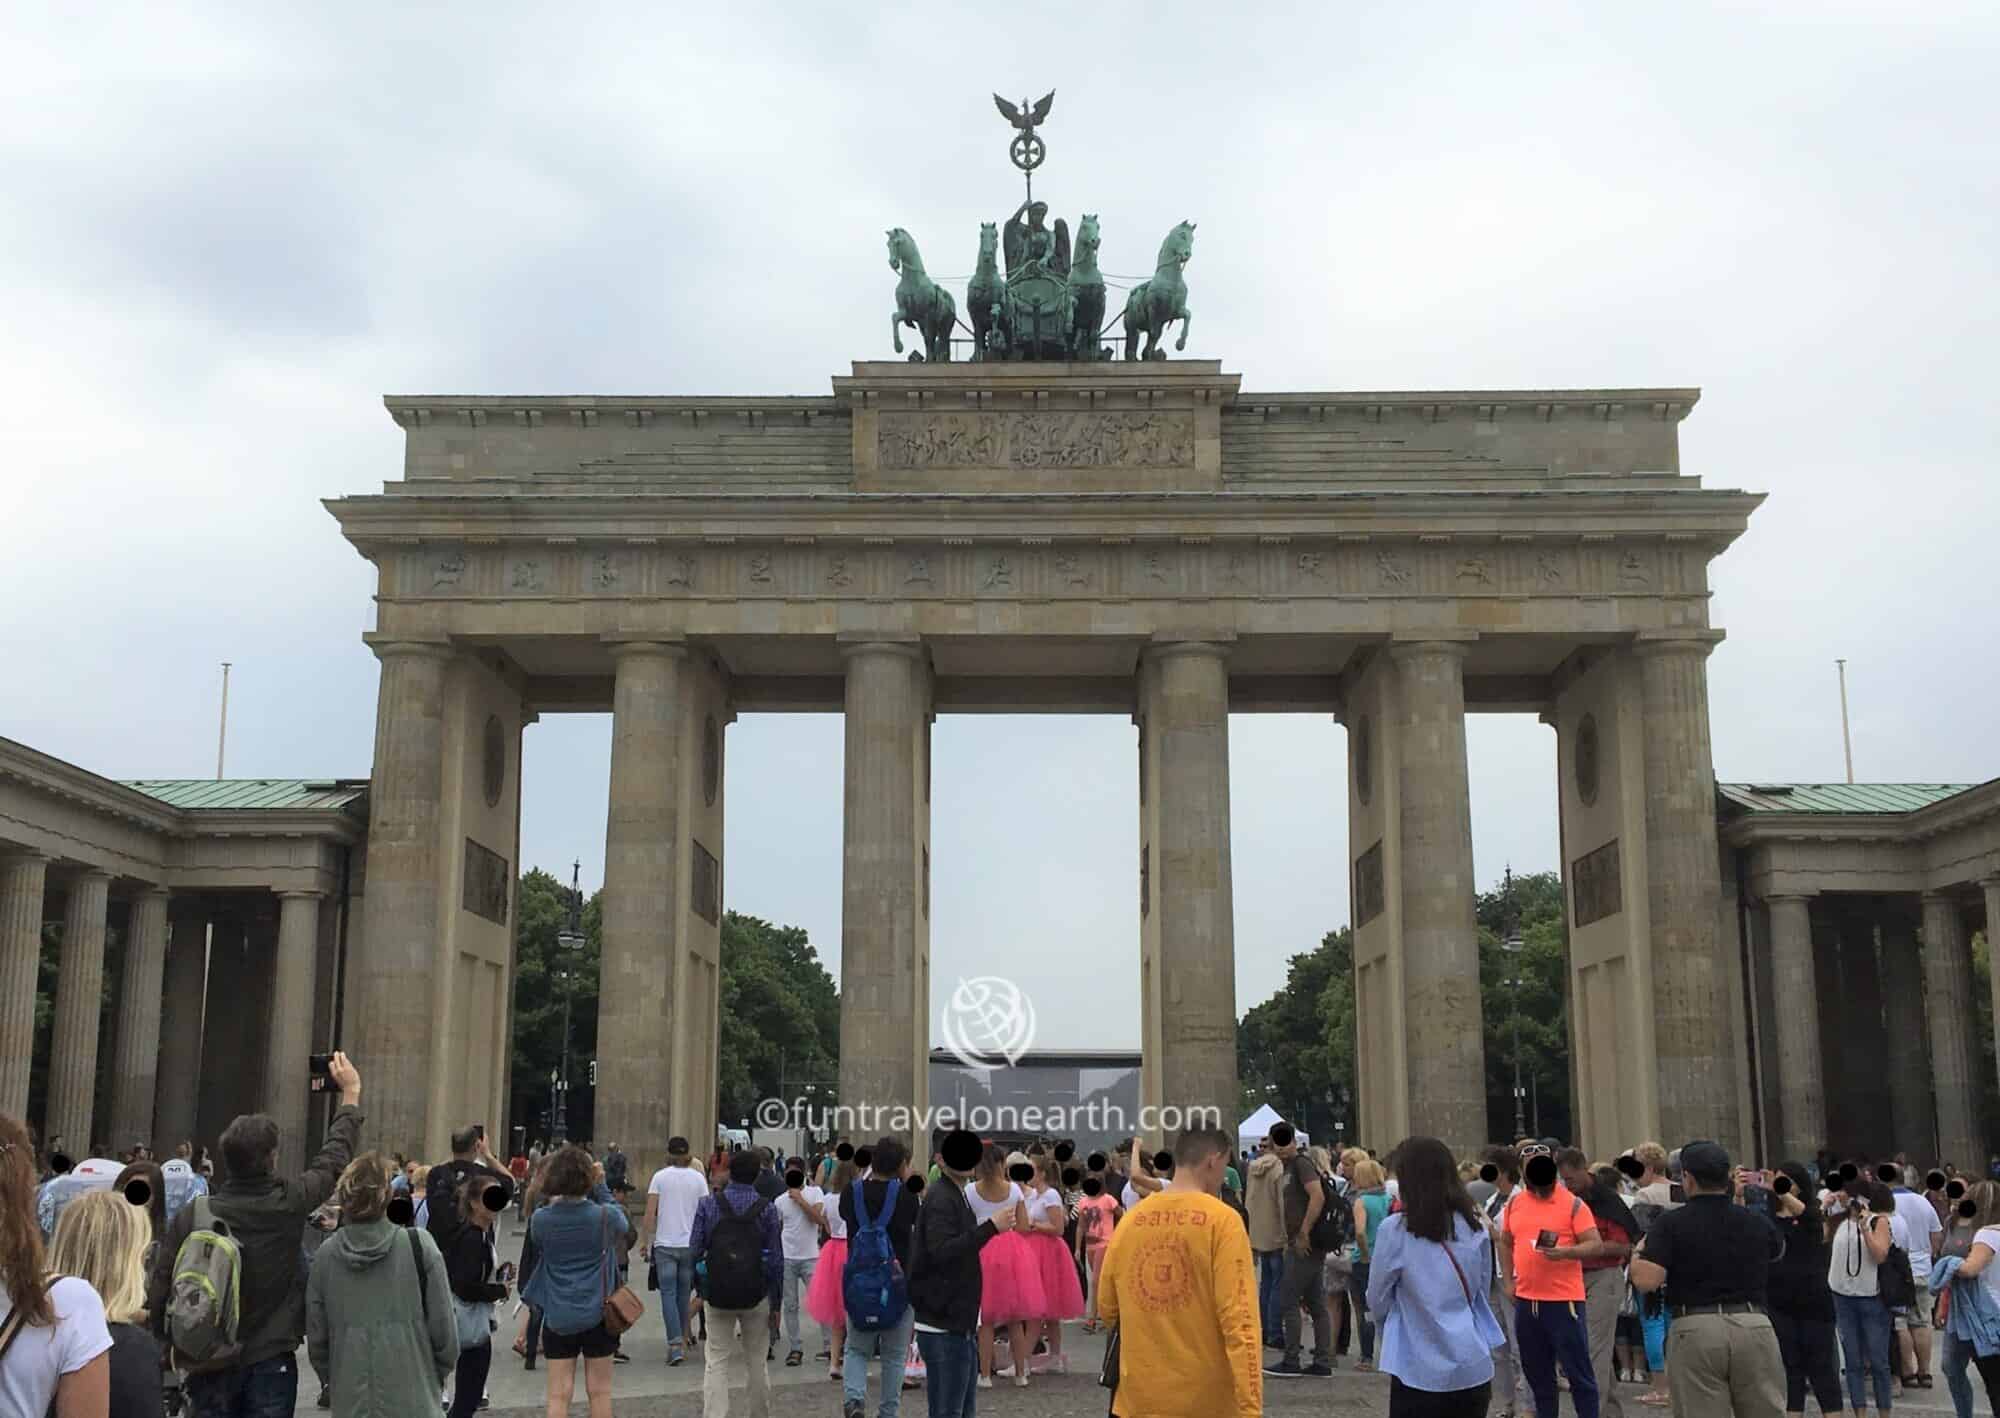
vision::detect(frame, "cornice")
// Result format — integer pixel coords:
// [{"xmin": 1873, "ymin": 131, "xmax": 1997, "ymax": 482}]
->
[{"xmin": 0, "ymin": 737, "xmax": 182, "ymax": 834}]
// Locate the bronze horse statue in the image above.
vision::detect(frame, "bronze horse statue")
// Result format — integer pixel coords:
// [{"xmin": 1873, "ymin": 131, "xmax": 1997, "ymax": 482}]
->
[
  {"xmin": 1123, "ymin": 221, "xmax": 1194, "ymax": 361},
  {"xmin": 888, "ymin": 227, "xmax": 956, "ymax": 362}
]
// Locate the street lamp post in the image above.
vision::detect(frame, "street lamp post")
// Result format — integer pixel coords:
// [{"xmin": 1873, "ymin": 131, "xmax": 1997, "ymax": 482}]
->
[
  {"xmin": 555, "ymin": 859, "xmax": 585, "ymax": 1143},
  {"xmin": 1502, "ymin": 865, "xmax": 1526, "ymax": 1141}
]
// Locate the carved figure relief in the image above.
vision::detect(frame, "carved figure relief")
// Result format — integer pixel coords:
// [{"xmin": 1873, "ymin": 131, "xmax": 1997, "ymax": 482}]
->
[
  {"xmin": 1142, "ymin": 550, "xmax": 1169, "ymax": 582},
  {"xmin": 1535, "ymin": 553, "xmax": 1564, "ymax": 586},
  {"xmin": 746, "ymin": 552, "xmax": 774, "ymax": 584},
  {"xmin": 877, "ymin": 410, "xmax": 1193, "ymax": 470},
  {"xmin": 1224, "ymin": 553, "xmax": 1249, "ymax": 585},
  {"xmin": 591, "ymin": 552, "xmax": 620, "ymax": 590},
  {"xmin": 983, "ymin": 556, "xmax": 1014, "ymax": 590},
  {"xmin": 462, "ymin": 837, "xmax": 510, "ymax": 926},
  {"xmin": 1354, "ymin": 840, "xmax": 1385, "ymax": 927},
  {"xmin": 906, "ymin": 555, "xmax": 933, "ymax": 584},
  {"xmin": 1572, "ymin": 838, "xmax": 1622, "ymax": 926},
  {"xmin": 826, "ymin": 555, "xmax": 854, "ymax": 588},
  {"xmin": 1456, "ymin": 557, "xmax": 1493, "ymax": 585},
  {"xmin": 1054, "ymin": 551, "xmax": 1089, "ymax": 586},
  {"xmin": 1618, "ymin": 551, "xmax": 1649, "ymax": 585},
  {"xmin": 508, "ymin": 559, "xmax": 543, "ymax": 592},
  {"xmin": 665, "ymin": 554, "xmax": 696, "ymax": 589},
  {"xmin": 1296, "ymin": 552, "xmax": 1325, "ymax": 579},
  {"xmin": 432, "ymin": 553, "xmax": 466, "ymax": 589},
  {"xmin": 1377, "ymin": 551, "xmax": 1412, "ymax": 587}
]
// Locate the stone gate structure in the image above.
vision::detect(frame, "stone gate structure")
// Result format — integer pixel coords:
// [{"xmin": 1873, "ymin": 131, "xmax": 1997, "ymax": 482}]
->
[{"xmin": 326, "ymin": 359, "xmax": 1763, "ymax": 1171}]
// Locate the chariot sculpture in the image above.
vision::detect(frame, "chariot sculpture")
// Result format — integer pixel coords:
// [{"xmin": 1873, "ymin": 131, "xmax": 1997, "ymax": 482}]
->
[{"xmin": 883, "ymin": 91, "xmax": 1195, "ymax": 363}]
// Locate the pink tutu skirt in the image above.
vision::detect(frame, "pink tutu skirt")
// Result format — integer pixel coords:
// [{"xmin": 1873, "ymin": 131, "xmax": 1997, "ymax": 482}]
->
[
  {"xmin": 804, "ymin": 1237, "xmax": 848, "ymax": 1327},
  {"xmin": 978, "ymin": 1230, "xmax": 1047, "ymax": 1326},
  {"xmin": 1030, "ymin": 1231, "xmax": 1084, "ymax": 1319}
]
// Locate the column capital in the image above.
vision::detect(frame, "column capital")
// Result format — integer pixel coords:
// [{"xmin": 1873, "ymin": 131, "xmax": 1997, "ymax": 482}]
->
[
  {"xmin": 0, "ymin": 849, "xmax": 52, "ymax": 870},
  {"xmin": 135, "ymin": 884, "xmax": 171, "ymax": 901},
  {"xmin": 276, "ymin": 889, "xmax": 327, "ymax": 902},
  {"xmin": 1632, "ymin": 629, "xmax": 1727, "ymax": 658},
  {"xmin": 70, "ymin": 868, "xmax": 114, "ymax": 887},
  {"xmin": 603, "ymin": 634, "xmax": 689, "ymax": 661},
  {"xmin": 838, "ymin": 636, "xmax": 924, "ymax": 663},
  {"xmin": 363, "ymin": 633, "xmax": 453, "ymax": 663},
  {"xmin": 1761, "ymin": 892, "xmax": 1815, "ymax": 906},
  {"xmin": 1922, "ymin": 890, "xmax": 1964, "ymax": 909},
  {"xmin": 1387, "ymin": 635, "xmax": 1473, "ymax": 664},
  {"xmin": 1142, "ymin": 636, "xmax": 1233, "ymax": 664}
]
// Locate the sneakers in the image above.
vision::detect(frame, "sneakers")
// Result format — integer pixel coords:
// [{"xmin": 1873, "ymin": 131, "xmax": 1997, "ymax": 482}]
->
[
  {"xmin": 842, "ymin": 1402, "xmax": 865, "ymax": 1418},
  {"xmin": 1263, "ymin": 1359, "xmax": 1306, "ymax": 1377},
  {"xmin": 976, "ymin": 1375, "xmax": 993, "ymax": 1390},
  {"xmin": 316, "ymin": 1388, "xmax": 331, "ymax": 1410},
  {"xmin": 1306, "ymin": 1362, "xmax": 1335, "ymax": 1377},
  {"xmin": 667, "ymin": 1342, "xmax": 684, "ymax": 1367}
]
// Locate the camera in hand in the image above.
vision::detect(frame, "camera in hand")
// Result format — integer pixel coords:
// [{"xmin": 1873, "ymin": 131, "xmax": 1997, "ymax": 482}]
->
[{"xmin": 308, "ymin": 1053, "xmax": 335, "ymax": 1093}]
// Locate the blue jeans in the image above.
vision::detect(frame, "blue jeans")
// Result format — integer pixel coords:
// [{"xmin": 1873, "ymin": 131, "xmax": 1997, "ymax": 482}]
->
[
  {"xmin": 1835, "ymin": 1291, "xmax": 1894, "ymax": 1412},
  {"xmin": 916, "ymin": 1329, "xmax": 978, "ymax": 1418},
  {"xmin": 1940, "ymin": 1324, "xmax": 1975, "ymax": 1418},
  {"xmin": 1255, "ymin": 1250, "xmax": 1284, "ymax": 1342},
  {"xmin": 186, "ymin": 1354, "xmax": 298, "ymax": 1418},
  {"xmin": 653, "ymin": 1245, "xmax": 694, "ymax": 1345},
  {"xmin": 1514, "ymin": 1297, "xmax": 1599, "ymax": 1418},
  {"xmin": 844, "ymin": 1306, "xmax": 915, "ymax": 1417},
  {"xmin": 783, "ymin": 1255, "xmax": 818, "ymax": 1349}
]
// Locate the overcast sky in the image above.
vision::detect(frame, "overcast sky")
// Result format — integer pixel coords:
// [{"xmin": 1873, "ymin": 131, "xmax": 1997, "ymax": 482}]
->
[{"xmin": 6, "ymin": 3, "xmax": 1996, "ymax": 1052}]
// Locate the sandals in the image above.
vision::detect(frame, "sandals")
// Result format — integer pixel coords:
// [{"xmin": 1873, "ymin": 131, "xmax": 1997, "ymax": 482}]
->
[
  {"xmin": 510, "ymin": 1338, "xmax": 527, "ymax": 1359},
  {"xmin": 1637, "ymin": 1391, "xmax": 1673, "ymax": 1407}
]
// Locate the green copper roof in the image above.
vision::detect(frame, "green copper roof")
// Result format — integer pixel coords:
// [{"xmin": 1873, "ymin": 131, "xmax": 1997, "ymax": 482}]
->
[
  {"xmin": 121, "ymin": 779, "xmax": 368, "ymax": 812},
  {"xmin": 1717, "ymin": 782, "xmax": 1974, "ymax": 815}
]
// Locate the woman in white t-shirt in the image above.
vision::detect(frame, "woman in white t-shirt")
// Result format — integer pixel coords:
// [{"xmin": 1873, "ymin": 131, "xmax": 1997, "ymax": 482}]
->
[
  {"xmin": 1826, "ymin": 1179, "xmax": 1903, "ymax": 1416},
  {"xmin": 1, "ymin": 1112, "xmax": 112, "ymax": 1418},
  {"xmin": 805, "ymin": 1158, "xmax": 857, "ymax": 1380},
  {"xmin": 1946, "ymin": 1201, "xmax": 2000, "ymax": 1413}
]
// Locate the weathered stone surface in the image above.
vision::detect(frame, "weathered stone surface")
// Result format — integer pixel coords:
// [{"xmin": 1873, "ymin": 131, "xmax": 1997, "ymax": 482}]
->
[
  {"xmin": 109, "ymin": 887, "xmax": 170, "ymax": 1150},
  {"xmin": 47, "ymin": 871, "xmax": 111, "ymax": 1152},
  {"xmin": 0, "ymin": 852, "xmax": 49, "ymax": 1118}
]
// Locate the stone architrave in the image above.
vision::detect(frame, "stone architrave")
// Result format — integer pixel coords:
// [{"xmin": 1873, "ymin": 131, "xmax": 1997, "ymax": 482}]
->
[
  {"xmin": 108, "ymin": 887, "xmax": 171, "ymax": 1150},
  {"xmin": 0, "ymin": 852, "xmax": 50, "ymax": 1118},
  {"xmin": 47, "ymin": 871, "xmax": 112, "ymax": 1153}
]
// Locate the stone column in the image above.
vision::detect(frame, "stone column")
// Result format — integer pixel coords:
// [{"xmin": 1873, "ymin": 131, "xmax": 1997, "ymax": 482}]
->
[
  {"xmin": 1143, "ymin": 641, "xmax": 1239, "ymax": 1130},
  {"xmin": 1923, "ymin": 893, "xmax": 1981, "ymax": 1170},
  {"xmin": 1765, "ymin": 895, "xmax": 1825, "ymax": 1161},
  {"xmin": 154, "ymin": 903, "xmax": 208, "ymax": 1151},
  {"xmin": 1635, "ymin": 635, "xmax": 1739, "ymax": 1149},
  {"xmin": 1881, "ymin": 907, "xmax": 1936, "ymax": 1163},
  {"xmin": 352, "ymin": 638, "xmax": 452, "ymax": 1155},
  {"xmin": 0, "ymin": 852, "xmax": 50, "ymax": 1118},
  {"xmin": 1988, "ymin": 879, "xmax": 2000, "ymax": 1116},
  {"xmin": 1838, "ymin": 912, "xmax": 1893, "ymax": 1155},
  {"xmin": 839, "ymin": 640, "xmax": 928, "ymax": 1143},
  {"xmin": 262, "ymin": 892, "xmax": 322, "ymax": 1174},
  {"xmin": 196, "ymin": 914, "xmax": 247, "ymax": 1148},
  {"xmin": 108, "ymin": 887, "xmax": 171, "ymax": 1149},
  {"xmin": 47, "ymin": 870, "xmax": 112, "ymax": 1154},
  {"xmin": 597, "ymin": 642, "xmax": 687, "ymax": 1156},
  {"xmin": 1389, "ymin": 640, "xmax": 1484, "ymax": 1152}
]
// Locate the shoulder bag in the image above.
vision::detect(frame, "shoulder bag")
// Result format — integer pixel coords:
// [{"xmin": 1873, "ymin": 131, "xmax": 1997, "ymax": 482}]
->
[{"xmin": 598, "ymin": 1208, "xmax": 643, "ymax": 1336}]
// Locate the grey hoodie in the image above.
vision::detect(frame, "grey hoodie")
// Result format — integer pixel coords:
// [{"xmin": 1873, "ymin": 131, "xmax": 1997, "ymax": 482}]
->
[{"xmin": 307, "ymin": 1218, "xmax": 458, "ymax": 1418}]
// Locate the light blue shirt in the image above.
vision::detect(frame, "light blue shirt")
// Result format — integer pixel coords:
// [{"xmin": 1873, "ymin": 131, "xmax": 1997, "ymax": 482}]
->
[{"xmin": 1367, "ymin": 1211, "xmax": 1506, "ymax": 1393}]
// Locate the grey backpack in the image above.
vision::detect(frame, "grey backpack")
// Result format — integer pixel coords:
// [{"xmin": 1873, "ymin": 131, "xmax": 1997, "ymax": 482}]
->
[{"xmin": 166, "ymin": 1195, "xmax": 243, "ymax": 1368}]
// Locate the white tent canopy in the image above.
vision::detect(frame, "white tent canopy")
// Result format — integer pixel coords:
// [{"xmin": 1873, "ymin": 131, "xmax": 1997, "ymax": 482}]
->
[{"xmin": 1238, "ymin": 1103, "xmax": 1307, "ymax": 1151}]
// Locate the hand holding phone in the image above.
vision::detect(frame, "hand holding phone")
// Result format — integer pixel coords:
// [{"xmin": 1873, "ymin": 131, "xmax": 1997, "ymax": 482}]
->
[{"xmin": 1535, "ymin": 1229, "xmax": 1559, "ymax": 1251}]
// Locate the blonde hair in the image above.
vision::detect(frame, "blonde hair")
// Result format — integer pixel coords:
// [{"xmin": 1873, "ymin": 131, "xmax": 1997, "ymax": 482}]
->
[
  {"xmin": 1308, "ymin": 1146, "xmax": 1332, "ymax": 1175},
  {"xmin": 48, "ymin": 1190, "xmax": 150, "ymax": 1324},
  {"xmin": 1350, "ymin": 1158, "xmax": 1387, "ymax": 1191},
  {"xmin": 1967, "ymin": 1181, "xmax": 2000, "ymax": 1231},
  {"xmin": 336, "ymin": 1151, "xmax": 395, "ymax": 1224},
  {"xmin": 1633, "ymin": 1141, "xmax": 1668, "ymax": 1173},
  {"xmin": 1341, "ymin": 1147, "xmax": 1369, "ymax": 1171}
]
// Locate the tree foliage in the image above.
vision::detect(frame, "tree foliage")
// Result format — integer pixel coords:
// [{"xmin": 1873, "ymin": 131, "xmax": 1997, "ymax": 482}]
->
[
  {"xmin": 1235, "ymin": 870, "xmax": 1575, "ymax": 1150},
  {"xmin": 505, "ymin": 868, "xmax": 838, "ymax": 1149}
]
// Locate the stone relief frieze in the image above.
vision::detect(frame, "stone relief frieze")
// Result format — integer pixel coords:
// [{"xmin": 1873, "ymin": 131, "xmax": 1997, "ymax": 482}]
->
[
  {"xmin": 396, "ymin": 540, "xmax": 1685, "ymax": 602},
  {"xmin": 877, "ymin": 411, "xmax": 1194, "ymax": 470}
]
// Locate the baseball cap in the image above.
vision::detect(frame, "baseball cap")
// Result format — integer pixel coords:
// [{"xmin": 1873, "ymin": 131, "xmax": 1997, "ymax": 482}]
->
[{"xmin": 1679, "ymin": 1139, "xmax": 1732, "ymax": 1187}]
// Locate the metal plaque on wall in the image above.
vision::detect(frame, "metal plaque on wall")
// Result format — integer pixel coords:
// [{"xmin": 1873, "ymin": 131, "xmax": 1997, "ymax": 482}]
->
[{"xmin": 462, "ymin": 837, "xmax": 510, "ymax": 925}]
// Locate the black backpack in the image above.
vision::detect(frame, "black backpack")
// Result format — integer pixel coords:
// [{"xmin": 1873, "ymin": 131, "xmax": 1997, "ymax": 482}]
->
[
  {"xmin": 705, "ymin": 1193, "xmax": 770, "ymax": 1311},
  {"xmin": 424, "ymin": 1163, "xmax": 464, "ymax": 1244},
  {"xmin": 1305, "ymin": 1165, "xmax": 1353, "ymax": 1254}
]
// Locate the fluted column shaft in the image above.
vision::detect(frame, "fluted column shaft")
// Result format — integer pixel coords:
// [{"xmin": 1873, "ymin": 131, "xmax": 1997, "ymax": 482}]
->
[
  {"xmin": 109, "ymin": 888, "xmax": 171, "ymax": 1149},
  {"xmin": 1765, "ymin": 895, "xmax": 1824, "ymax": 1160},
  {"xmin": 154, "ymin": 905, "xmax": 208, "ymax": 1151},
  {"xmin": 48, "ymin": 871, "xmax": 112, "ymax": 1153},
  {"xmin": 839, "ymin": 641, "xmax": 926, "ymax": 1140},
  {"xmin": 1636, "ymin": 637, "xmax": 1739, "ymax": 1148},
  {"xmin": 1881, "ymin": 909, "xmax": 1936, "ymax": 1162},
  {"xmin": 0, "ymin": 853, "xmax": 50, "ymax": 1117},
  {"xmin": 353, "ymin": 640, "xmax": 451, "ymax": 1155},
  {"xmin": 261, "ymin": 892, "xmax": 321, "ymax": 1175},
  {"xmin": 1925, "ymin": 893, "xmax": 1981, "ymax": 1169},
  {"xmin": 1145, "ymin": 642, "xmax": 1239, "ymax": 1129},
  {"xmin": 1391, "ymin": 640, "xmax": 1484, "ymax": 1153},
  {"xmin": 598, "ymin": 642, "xmax": 687, "ymax": 1155}
]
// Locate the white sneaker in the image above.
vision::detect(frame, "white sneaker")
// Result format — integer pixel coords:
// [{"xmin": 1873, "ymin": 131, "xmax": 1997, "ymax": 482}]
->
[{"xmin": 976, "ymin": 1375, "xmax": 993, "ymax": 1390}]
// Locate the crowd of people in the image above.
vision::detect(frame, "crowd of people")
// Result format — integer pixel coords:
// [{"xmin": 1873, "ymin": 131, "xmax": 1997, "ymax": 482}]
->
[{"xmin": 13, "ymin": 1071, "xmax": 2000, "ymax": 1418}]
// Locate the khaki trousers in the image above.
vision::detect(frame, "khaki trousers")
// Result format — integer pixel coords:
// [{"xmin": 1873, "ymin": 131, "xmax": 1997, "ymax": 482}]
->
[
  {"xmin": 703, "ymin": 1300, "xmax": 772, "ymax": 1418},
  {"xmin": 1583, "ymin": 1266, "xmax": 1626, "ymax": 1418},
  {"xmin": 1666, "ymin": 1311, "xmax": 1784, "ymax": 1418}
]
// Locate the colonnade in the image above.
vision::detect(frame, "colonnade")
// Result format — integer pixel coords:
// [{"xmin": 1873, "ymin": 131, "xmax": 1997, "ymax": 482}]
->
[{"xmin": 0, "ymin": 862, "xmax": 329, "ymax": 1171}]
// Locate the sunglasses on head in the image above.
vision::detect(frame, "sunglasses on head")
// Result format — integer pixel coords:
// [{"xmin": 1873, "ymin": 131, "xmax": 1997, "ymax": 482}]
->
[{"xmin": 1520, "ymin": 1143, "xmax": 1553, "ymax": 1160}]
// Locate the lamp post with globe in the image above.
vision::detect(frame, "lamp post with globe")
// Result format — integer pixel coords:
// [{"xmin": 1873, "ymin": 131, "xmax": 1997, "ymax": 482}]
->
[{"xmin": 554, "ymin": 859, "xmax": 584, "ymax": 1143}]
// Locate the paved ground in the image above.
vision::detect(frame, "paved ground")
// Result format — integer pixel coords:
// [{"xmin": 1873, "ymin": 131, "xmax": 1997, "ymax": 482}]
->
[{"xmin": 286, "ymin": 1216, "xmax": 1978, "ymax": 1415}]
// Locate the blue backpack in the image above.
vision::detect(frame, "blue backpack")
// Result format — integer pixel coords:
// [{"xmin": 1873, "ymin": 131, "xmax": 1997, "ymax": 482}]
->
[{"xmin": 842, "ymin": 1178, "xmax": 908, "ymax": 1331}]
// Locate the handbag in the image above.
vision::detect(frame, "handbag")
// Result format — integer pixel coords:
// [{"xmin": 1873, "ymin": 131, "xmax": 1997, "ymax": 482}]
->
[
  {"xmin": 452, "ymin": 1296, "xmax": 493, "ymax": 1349},
  {"xmin": 599, "ymin": 1208, "xmax": 643, "ymax": 1337}
]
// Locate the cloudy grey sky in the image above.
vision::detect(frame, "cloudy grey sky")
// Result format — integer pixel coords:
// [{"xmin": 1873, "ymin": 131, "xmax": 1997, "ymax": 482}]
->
[{"xmin": 6, "ymin": 2, "xmax": 1996, "ymax": 1050}]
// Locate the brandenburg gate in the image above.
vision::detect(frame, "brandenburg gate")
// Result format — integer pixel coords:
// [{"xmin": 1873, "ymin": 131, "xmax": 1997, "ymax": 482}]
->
[{"xmin": 326, "ymin": 358, "xmax": 1761, "ymax": 1170}]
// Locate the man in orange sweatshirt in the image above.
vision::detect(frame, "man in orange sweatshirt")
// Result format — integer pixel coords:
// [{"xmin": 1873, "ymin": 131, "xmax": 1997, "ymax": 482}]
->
[{"xmin": 1099, "ymin": 1125, "xmax": 1263, "ymax": 1418}]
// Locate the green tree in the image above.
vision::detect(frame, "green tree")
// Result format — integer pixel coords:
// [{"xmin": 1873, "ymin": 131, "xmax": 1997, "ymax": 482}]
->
[
  {"xmin": 1477, "ymin": 870, "xmax": 1572, "ymax": 1143},
  {"xmin": 508, "ymin": 868, "xmax": 602, "ymax": 1145},
  {"xmin": 1237, "ymin": 928, "xmax": 1354, "ymax": 1145}
]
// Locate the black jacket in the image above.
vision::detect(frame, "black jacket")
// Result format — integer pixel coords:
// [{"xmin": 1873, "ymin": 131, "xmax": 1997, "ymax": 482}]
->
[
  {"xmin": 907, "ymin": 1179, "xmax": 996, "ymax": 1334},
  {"xmin": 445, "ymin": 1223, "xmax": 509, "ymax": 1305},
  {"xmin": 148, "ymin": 1104, "xmax": 363, "ymax": 1367}
]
